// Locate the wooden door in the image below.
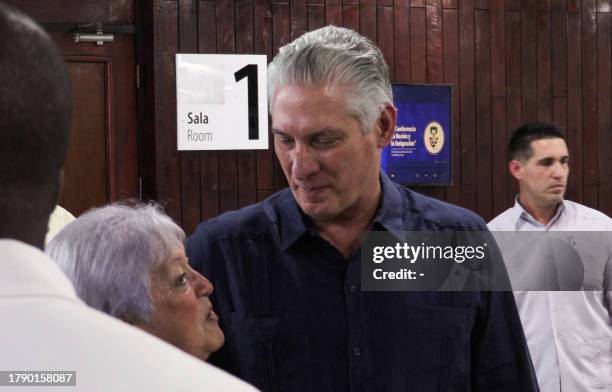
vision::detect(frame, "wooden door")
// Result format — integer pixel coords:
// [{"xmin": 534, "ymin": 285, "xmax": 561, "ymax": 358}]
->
[{"xmin": 5, "ymin": 1, "xmax": 139, "ymax": 217}]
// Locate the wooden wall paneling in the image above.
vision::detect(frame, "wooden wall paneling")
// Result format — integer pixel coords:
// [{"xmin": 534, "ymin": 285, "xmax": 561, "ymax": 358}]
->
[
  {"xmin": 442, "ymin": 0, "xmax": 458, "ymax": 8},
  {"xmin": 197, "ymin": 0, "xmax": 221, "ymax": 220},
  {"xmin": 568, "ymin": 0, "xmax": 581, "ymax": 11},
  {"xmin": 491, "ymin": 98, "xmax": 508, "ymax": 216},
  {"xmin": 5, "ymin": 0, "xmax": 133, "ymax": 24},
  {"xmin": 566, "ymin": 12, "xmax": 584, "ymax": 203},
  {"xmin": 410, "ymin": 7, "xmax": 427, "ymax": 82},
  {"xmin": 407, "ymin": 7, "xmax": 430, "ymax": 197},
  {"xmin": 582, "ymin": 0, "xmax": 598, "ymax": 208},
  {"xmin": 326, "ymin": 0, "xmax": 343, "ymax": 25},
  {"xmin": 394, "ymin": 0, "xmax": 411, "ymax": 83},
  {"xmin": 553, "ymin": 96, "xmax": 568, "ymax": 131},
  {"xmin": 61, "ymin": 59, "xmax": 110, "ymax": 214},
  {"xmin": 459, "ymin": 0, "xmax": 477, "ymax": 210},
  {"xmin": 597, "ymin": 0, "xmax": 611, "ymax": 12},
  {"xmin": 596, "ymin": 13, "xmax": 611, "ymax": 215},
  {"xmin": 217, "ymin": 0, "xmax": 239, "ymax": 212},
  {"xmin": 343, "ymin": 5, "xmax": 361, "ymax": 32},
  {"xmin": 475, "ymin": 9, "xmax": 493, "ymax": 221},
  {"xmin": 536, "ymin": 11, "xmax": 552, "ymax": 121},
  {"xmin": 308, "ymin": 4, "xmax": 325, "ymax": 30},
  {"xmin": 521, "ymin": 6, "xmax": 538, "ymax": 122},
  {"xmin": 272, "ymin": 3, "xmax": 290, "ymax": 191},
  {"xmin": 442, "ymin": 9, "xmax": 461, "ymax": 205},
  {"xmin": 236, "ymin": 2, "xmax": 258, "ymax": 209},
  {"xmin": 361, "ymin": 0, "xmax": 378, "ymax": 42},
  {"xmin": 424, "ymin": 0, "xmax": 445, "ymax": 201},
  {"xmin": 552, "ymin": 1, "xmax": 568, "ymax": 98},
  {"xmin": 254, "ymin": 0, "xmax": 275, "ymax": 198},
  {"xmin": 474, "ymin": 0, "xmax": 490, "ymax": 10},
  {"xmin": 491, "ymin": 0, "xmax": 506, "ymax": 97},
  {"xmin": 345, "ymin": 0, "xmax": 359, "ymax": 6},
  {"xmin": 411, "ymin": 0, "xmax": 426, "ymax": 7},
  {"xmin": 179, "ymin": 0, "xmax": 201, "ymax": 235},
  {"xmin": 378, "ymin": 6, "xmax": 395, "ymax": 79},
  {"xmin": 426, "ymin": 0, "xmax": 444, "ymax": 83},
  {"xmin": 378, "ymin": 0, "xmax": 393, "ymax": 7},
  {"xmin": 506, "ymin": 11, "xmax": 522, "ymax": 203},
  {"xmin": 291, "ymin": 0, "xmax": 307, "ymax": 40},
  {"xmin": 505, "ymin": 0, "xmax": 521, "ymax": 11},
  {"xmin": 110, "ymin": 0, "xmax": 134, "ymax": 23},
  {"xmin": 538, "ymin": 0, "xmax": 553, "ymax": 10},
  {"xmin": 154, "ymin": 0, "xmax": 182, "ymax": 222}
]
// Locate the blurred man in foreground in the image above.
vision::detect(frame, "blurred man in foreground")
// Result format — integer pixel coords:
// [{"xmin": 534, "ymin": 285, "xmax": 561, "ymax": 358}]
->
[
  {"xmin": 0, "ymin": 3, "xmax": 256, "ymax": 391},
  {"xmin": 187, "ymin": 25, "xmax": 538, "ymax": 392},
  {"xmin": 488, "ymin": 122, "xmax": 612, "ymax": 391}
]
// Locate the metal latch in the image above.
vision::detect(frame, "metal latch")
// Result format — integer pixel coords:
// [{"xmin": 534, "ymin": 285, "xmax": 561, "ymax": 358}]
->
[{"xmin": 73, "ymin": 23, "xmax": 114, "ymax": 46}]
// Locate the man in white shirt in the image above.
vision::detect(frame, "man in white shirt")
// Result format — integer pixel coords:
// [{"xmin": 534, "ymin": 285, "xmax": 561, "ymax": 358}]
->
[
  {"xmin": 0, "ymin": 3, "xmax": 257, "ymax": 391},
  {"xmin": 488, "ymin": 122, "xmax": 612, "ymax": 391}
]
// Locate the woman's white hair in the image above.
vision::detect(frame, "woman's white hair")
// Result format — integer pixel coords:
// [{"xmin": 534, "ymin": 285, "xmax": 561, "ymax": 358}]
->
[
  {"xmin": 267, "ymin": 25, "xmax": 393, "ymax": 134},
  {"xmin": 46, "ymin": 203, "xmax": 185, "ymax": 322}
]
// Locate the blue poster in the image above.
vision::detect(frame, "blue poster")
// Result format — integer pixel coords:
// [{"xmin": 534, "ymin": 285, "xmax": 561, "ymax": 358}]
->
[{"xmin": 381, "ymin": 84, "xmax": 452, "ymax": 185}]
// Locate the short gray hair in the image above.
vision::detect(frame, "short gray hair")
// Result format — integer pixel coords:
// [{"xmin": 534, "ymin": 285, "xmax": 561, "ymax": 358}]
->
[
  {"xmin": 268, "ymin": 25, "xmax": 393, "ymax": 134},
  {"xmin": 46, "ymin": 203, "xmax": 185, "ymax": 322}
]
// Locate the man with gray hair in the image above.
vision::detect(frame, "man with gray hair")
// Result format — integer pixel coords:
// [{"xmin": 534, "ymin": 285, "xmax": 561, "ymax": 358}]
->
[
  {"xmin": 0, "ymin": 3, "xmax": 256, "ymax": 391},
  {"xmin": 188, "ymin": 26, "xmax": 537, "ymax": 391}
]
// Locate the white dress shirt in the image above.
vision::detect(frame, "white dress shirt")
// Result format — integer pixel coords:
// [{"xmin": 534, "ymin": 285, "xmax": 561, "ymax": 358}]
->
[
  {"xmin": 488, "ymin": 199, "xmax": 612, "ymax": 392},
  {"xmin": 0, "ymin": 239, "xmax": 259, "ymax": 392}
]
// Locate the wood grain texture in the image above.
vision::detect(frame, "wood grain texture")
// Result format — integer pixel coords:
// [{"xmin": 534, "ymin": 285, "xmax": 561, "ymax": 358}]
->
[
  {"xmin": 521, "ymin": 8, "xmax": 538, "ymax": 122},
  {"xmin": 475, "ymin": 10, "xmax": 492, "ymax": 221},
  {"xmin": 325, "ymin": 0, "xmax": 343, "ymax": 25},
  {"xmin": 410, "ymin": 7, "xmax": 426, "ymax": 82},
  {"xmin": 378, "ymin": 6, "xmax": 395, "ymax": 79},
  {"xmin": 491, "ymin": 0, "xmax": 506, "ymax": 97},
  {"xmin": 179, "ymin": 0, "xmax": 201, "ymax": 234},
  {"xmin": 582, "ymin": 0, "xmax": 598, "ymax": 184},
  {"xmin": 459, "ymin": 0, "xmax": 477, "ymax": 211},
  {"xmin": 394, "ymin": 0, "xmax": 411, "ymax": 83},
  {"xmin": 566, "ymin": 12, "xmax": 583, "ymax": 203},
  {"xmin": 442, "ymin": 9, "xmax": 460, "ymax": 205},
  {"xmin": 142, "ymin": 0, "xmax": 612, "ymax": 227},
  {"xmin": 426, "ymin": 0, "xmax": 443, "ymax": 82},
  {"xmin": 360, "ymin": 0, "xmax": 377, "ymax": 41},
  {"xmin": 596, "ymin": 13, "xmax": 611, "ymax": 215},
  {"xmin": 536, "ymin": 12, "xmax": 552, "ymax": 121},
  {"xmin": 506, "ymin": 11, "xmax": 522, "ymax": 203},
  {"xmin": 153, "ymin": 0, "xmax": 182, "ymax": 222}
]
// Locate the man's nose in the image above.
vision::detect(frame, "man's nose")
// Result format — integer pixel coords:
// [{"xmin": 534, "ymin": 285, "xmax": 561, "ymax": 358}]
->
[
  {"xmin": 292, "ymin": 143, "xmax": 319, "ymax": 181},
  {"xmin": 551, "ymin": 161, "xmax": 567, "ymax": 179}
]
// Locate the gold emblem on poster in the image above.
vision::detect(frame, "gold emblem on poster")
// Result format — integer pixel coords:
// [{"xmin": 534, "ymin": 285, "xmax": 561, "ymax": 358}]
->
[{"xmin": 423, "ymin": 121, "xmax": 444, "ymax": 155}]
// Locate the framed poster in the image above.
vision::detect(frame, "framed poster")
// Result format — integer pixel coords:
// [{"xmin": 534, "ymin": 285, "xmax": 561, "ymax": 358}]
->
[{"xmin": 381, "ymin": 84, "xmax": 453, "ymax": 185}]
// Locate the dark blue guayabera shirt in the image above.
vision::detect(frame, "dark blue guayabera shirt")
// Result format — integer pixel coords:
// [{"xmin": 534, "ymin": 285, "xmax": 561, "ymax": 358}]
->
[{"xmin": 186, "ymin": 172, "xmax": 538, "ymax": 392}]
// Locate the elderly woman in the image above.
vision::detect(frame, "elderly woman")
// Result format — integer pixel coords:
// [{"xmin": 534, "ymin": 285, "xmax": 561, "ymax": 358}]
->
[{"xmin": 46, "ymin": 203, "xmax": 224, "ymax": 361}]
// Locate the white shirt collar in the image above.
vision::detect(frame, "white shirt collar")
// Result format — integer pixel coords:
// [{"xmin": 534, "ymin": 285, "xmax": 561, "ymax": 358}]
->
[{"xmin": 511, "ymin": 196, "xmax": 566, "ymax": 230}]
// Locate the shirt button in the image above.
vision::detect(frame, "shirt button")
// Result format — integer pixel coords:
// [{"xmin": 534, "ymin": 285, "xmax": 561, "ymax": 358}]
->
[
  {"xmin": 348, "ymin": 284, "xmax": 358, "ymax": 293},
  {"xmin": 352, "ymin": 347, "xmax": 361, "ymax": 356}
]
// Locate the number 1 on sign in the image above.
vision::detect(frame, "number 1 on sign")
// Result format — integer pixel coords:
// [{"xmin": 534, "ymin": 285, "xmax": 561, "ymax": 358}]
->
[{"xmin": 234, "ymin": 64, "xmax": 259, "ymax": 140}]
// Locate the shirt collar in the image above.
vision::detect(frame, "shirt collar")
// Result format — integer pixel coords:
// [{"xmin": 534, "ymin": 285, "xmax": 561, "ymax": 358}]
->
[
  {"xmin": 511, "ymin": 196, "xmax": 566, "ymax": 229},
  {"xmin": 372, "ymin": 171, "xmax": 405, "ymax": 238},
  {"xmin": 277, "ymin": 171, "xmax": 404, "ymax": 251}
]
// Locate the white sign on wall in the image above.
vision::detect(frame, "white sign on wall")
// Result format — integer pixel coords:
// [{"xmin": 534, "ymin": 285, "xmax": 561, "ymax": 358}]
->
[{"xmin": 175, "ymin": 54, "xmax": 268, "ymax": 150}]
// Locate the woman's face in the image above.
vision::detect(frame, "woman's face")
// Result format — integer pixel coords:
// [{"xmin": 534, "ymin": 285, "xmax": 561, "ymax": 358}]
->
[{"xmin": 136, "ymin": 244, "xmax": 224, "ymax": 360}]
